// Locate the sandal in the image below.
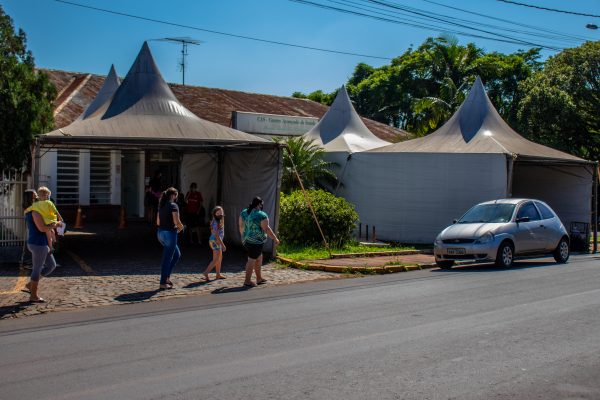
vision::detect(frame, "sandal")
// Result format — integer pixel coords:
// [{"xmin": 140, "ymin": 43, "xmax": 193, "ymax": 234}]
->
[
  {"xmin": 216, "ymin": 275, "xmax": 226, "ymax": 280},
  {"xmin": 243, "ymin": 282, "xmax": 256, "ymax": 288},
  {"xmin": 29, "ymin": 297, "xmax": 45, "ymax": 303},
  {"xmin": 257, "ymin": 279, "xmax": 268, "ymax": 285}
]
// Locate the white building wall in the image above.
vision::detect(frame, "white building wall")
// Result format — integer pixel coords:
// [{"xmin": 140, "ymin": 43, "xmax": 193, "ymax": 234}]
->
[{"xmin": 38, "ymin": 150, "xmax": 57, "ymax": 195}]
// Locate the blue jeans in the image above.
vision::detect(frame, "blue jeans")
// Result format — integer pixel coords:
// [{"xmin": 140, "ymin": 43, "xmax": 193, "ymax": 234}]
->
[{"xmin": 157, "ymin": 229, "xmax": 181, "ymax": 285}]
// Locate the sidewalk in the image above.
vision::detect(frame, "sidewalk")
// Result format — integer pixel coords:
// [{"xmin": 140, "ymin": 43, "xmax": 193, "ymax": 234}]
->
[{"xmin": 0, "ymin": 223, "xmax": 436, "ymax": 319}]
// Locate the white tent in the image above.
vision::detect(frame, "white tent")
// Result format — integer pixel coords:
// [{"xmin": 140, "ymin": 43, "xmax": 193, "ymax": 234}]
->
[
  {"xmin": 303, "ymin": 85, "xmax": 391, "ymax": 190},
  {"xmin": 338, "ymin": 77, "xmax": 596, "ymax": 243},
  {"xmin": 303, "ymin": 85, "xmax": 391, "ymax": 153},
  {"xmin": 37, "ymin": 42, "xmax": 283, "ymax": 250}
]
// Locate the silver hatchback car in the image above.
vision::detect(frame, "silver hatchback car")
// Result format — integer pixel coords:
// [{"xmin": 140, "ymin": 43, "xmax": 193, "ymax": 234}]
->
[{"xmin": 434, "ymin": 198, "xmax": 570, "ymax": 269}]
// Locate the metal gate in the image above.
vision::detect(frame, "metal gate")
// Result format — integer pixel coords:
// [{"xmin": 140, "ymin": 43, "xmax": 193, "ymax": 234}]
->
[{"xmin": 0, "ymin": 170, "xmax": 27, "ymax": 263}]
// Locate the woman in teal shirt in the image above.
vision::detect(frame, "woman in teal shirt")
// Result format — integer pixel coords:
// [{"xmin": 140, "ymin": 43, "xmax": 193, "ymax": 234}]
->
[{"xmin": 239, "ymin": 196, "xmax": 279, "ymax": 287}]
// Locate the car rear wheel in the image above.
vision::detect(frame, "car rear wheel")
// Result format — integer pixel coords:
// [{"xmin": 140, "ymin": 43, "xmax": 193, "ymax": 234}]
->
[
  {"xmin": 495, "ymin": 242, "xmax": 514, "ymax": 268},
  {"xmin": 553, "ymin": 237, "xmax": 570, "ymax": 263},
  {"xmin": 436, "ymin": 260, "xmax": 455, "ymax": 269}
]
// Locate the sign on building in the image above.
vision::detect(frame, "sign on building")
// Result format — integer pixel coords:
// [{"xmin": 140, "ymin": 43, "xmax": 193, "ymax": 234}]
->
[{"xmin": 232, "ymin": 111, "xmax": 318, "ymax": 137}]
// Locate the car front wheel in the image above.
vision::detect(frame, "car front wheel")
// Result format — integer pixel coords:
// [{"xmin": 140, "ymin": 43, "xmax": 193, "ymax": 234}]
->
[
  {"xmin": 553, "ymin": 237, "xmax": 570, "ymax": 263},
  {"xmin": 436, "ymin": 260, "xmax": 454, "ymax": 269},
  {"xmin": 495, "ymin": 242, "xmax": 514, "ymax": 268}
]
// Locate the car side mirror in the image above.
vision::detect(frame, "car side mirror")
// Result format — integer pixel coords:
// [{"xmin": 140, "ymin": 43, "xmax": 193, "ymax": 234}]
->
[
  {"xmin": 453, "ymin": 219, "xmax": 458, "ymax": 224},
  {"xmin": 516, "ymin": 216, "xmax": 530, "ymax": 223}
]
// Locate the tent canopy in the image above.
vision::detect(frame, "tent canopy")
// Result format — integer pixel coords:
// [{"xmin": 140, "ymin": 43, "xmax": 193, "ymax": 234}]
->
[
  {"xmin": 303, "ymin": 86, "xmax": 390, "ymax": 153},
  {"xmin": 42, "ymin": 42, "xmax": 273, "ymax": 148},
  {"xmin": 372, "ymin": 77, "xmax": 587, "ymax": 165},
  {"xmin": 78, "ymin": 64, "xmax": 120, "ymax": 120}
]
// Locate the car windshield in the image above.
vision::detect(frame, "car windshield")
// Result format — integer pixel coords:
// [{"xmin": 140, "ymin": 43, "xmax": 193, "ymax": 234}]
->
[{"xmin": 457, "ymin": 203, "xmax": 516, "ymax": 224}]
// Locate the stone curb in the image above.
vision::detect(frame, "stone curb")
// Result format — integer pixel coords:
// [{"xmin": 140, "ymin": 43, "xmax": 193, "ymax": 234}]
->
[
  {"xmin": 276, "ymin": 256, "xmax": 437, "ymax": 274},
  {"xmin": 329, "ymin": 249, "xmax": 433, "ymax": 259}
]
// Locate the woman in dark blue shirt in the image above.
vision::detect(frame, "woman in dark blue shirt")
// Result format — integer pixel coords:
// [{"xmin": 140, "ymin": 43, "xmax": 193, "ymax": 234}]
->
[
  {"xmin": 156, "ymin": 187, "xmax": 184, "ymax": 290},
  {"xmin": 22, "ymin": 189, "xmax": 57, "ymax": 302}
]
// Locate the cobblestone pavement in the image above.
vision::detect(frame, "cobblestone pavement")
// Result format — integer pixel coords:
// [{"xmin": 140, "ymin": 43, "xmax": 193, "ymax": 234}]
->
[{"xmin": 0, "ymin": 223, "xmax": 343, "ymax": 320}]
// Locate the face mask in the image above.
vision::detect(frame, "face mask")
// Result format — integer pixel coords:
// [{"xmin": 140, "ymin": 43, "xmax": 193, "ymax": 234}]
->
[{"xmin": 215, "ymin": 215, "xmax": 223, "ymax": 221}]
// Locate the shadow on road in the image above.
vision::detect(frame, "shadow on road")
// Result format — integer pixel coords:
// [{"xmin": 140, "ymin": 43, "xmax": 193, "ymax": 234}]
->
[
  {"xmin": 211, "ymin": 286, "xmax": 251, "ymax": 294},
  {"xmin": 432, "ymin": 259, "xmax": 561, "ymax": 273},
  {"xmin": 0, "ymin": 301, "xmax": 34, "ymax": 318},
  {"xmin": 114, "ymin": 289, "xmax": 161, "ymax": 302}
]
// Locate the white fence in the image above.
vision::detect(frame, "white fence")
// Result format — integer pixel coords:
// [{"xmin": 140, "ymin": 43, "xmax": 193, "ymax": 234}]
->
[{"xmin": 0, "ymin": 170, "xmax": 27, "ymax": 262}]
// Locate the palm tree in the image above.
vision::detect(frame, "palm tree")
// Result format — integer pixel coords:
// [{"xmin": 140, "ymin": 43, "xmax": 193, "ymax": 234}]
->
[
  {"xmin": 278, "ymin": 136, "xmax": 337, "ymax": 193},
  {"xmin": 409, "ymin": 35, "xmax": 480, "ymax": 135},
  {"xmin": 411, "ymin": 77, "xmax": 471, "ymax": 136}
]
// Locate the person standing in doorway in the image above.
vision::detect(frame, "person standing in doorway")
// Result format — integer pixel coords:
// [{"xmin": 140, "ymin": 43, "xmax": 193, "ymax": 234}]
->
[
  {"xmin": 239, "ymin": 196, "xmax": 279, "ymax": 287},
  {"xmin": 184, "ymin": 182, "xmax": 204, "ymax": 244},
  {"xmin": 202, "ymin": 206, "xmax": 226, "ymax": 281},
  {"xmin": 22, "ymin": 189, "xmax": 57, "ymax": 303},
  {"xmin": 156, "ymin": 187, "xmax": 184, "ymax": 290}
]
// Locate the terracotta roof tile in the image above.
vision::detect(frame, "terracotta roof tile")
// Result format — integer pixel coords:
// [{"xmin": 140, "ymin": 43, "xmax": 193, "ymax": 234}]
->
[{"xmin": 42, "ymin": 69, "xmax": 409, "ymax": 143}]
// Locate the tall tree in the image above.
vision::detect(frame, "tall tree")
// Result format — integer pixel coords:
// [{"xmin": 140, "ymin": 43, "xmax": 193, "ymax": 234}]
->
[
  {"xmin": 0, "ymin": 5, "xmax": 55, "ymax": 171},
  {"xmin": 297, "ymin": 36, "xmax": 540, "ymax": 137},
  {"xmin": 516, "ymin": 41, "xmax": 600, "ymax": 160}
]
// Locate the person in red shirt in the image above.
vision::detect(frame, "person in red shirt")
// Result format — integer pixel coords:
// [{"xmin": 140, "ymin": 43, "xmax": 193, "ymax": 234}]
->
[{"xmin": 184, "ymin": 182, "xmax": 204, "ymax": 244}]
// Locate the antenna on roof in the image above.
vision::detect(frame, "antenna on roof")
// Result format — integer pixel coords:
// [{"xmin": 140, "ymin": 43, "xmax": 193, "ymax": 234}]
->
[{"xmin": 157, "ymin": 37, "xmax": 202, "ymax": 86}]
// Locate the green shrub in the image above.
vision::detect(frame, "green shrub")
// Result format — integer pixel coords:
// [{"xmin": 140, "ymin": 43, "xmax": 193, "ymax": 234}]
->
[{"xmin": 279, "ymin": 189, "xmax": 359, "ymax": 247}]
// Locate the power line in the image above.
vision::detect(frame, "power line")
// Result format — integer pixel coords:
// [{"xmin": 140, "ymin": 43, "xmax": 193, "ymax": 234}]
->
[
  {"xmin": 53, "ymin": 0, "xmax": 392, "ymax": 60},
  {"xmin": 339, "ymin": 0, "xmax": 585, "ymax": 45},
  {"xmin": 419, "ymin": 0, "xmax": 593, "ymax": 42},
  {"xmin": 497, "ymin": 0, "xmax": 600, "ymax": 18},
  {"xmin": 291, "ymin": 0, "xmax": 563, "ymax": 50}
]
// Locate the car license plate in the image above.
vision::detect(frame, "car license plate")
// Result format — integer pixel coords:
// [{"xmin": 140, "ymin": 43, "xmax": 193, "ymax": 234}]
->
[{"xmin": 447, "ymin": 248, "xmax": 466, "ymax": 255}]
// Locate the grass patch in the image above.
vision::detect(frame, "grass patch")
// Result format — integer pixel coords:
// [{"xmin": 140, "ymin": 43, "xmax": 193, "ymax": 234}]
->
[{"xmin": 277, "ymin": 242, "xmax": 420, "ymax": 261}]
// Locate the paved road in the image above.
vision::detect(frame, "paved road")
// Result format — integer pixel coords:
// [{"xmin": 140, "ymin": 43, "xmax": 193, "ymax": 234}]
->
[{"xmin": 1, "ymin": 255, "xmax": 600, "ymax": 400}]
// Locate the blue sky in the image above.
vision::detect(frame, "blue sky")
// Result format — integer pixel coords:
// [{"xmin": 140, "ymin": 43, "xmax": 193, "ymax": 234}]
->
[{"xmin": 2, "ymin": 0, "xmax": 598, "ymax": 97}]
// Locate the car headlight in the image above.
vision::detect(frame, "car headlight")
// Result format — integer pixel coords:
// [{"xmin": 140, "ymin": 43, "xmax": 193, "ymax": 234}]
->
[
  {"xmin": 434, "ymin": 235, "xmax": 442, "ymax": 245},
  {"xmin": 475, "ymin": 232, "xmax": 494, "ymax": 244}
]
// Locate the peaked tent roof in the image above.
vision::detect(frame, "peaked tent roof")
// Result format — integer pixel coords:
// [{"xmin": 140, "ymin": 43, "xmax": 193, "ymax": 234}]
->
[
  {"xmin": 43, "ymin": 42, "xmax": 270, "ymax": 146},
  {"xmin": 303, "ymin": 86, "xmax": 390, "ymax": 153},
  {"xmin": 78, "ymin": 64, "xmax": 120, "ymax": 120},
  {"xmin": 371, "ymin": 77, "xmax": 587, "ymax": 163}
]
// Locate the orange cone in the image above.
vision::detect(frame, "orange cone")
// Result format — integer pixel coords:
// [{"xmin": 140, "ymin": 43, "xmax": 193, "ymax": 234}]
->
[
  {"xmin": 118, "ymin": 206, "xmax": 127, "ymax": 229},
  {"xmin": 74, "ymin": 206, "xmax": 84, "ymax": 229}
]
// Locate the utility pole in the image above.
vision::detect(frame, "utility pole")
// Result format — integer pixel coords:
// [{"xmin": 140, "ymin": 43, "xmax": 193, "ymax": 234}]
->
[{"xmin": 158, "ymin": 37, "xmax": 202, "ymax": 86}]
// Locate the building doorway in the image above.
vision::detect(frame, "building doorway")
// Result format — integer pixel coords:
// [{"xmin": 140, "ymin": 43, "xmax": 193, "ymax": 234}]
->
[{"xmin": 122, "ymin": 152, "xmax": 143, "ymax": 218}]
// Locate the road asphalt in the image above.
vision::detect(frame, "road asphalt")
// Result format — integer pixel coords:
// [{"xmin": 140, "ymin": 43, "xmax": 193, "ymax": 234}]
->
[{"xmin": 1, "ymin": 254, "xmax": 599, "ymax": 399}]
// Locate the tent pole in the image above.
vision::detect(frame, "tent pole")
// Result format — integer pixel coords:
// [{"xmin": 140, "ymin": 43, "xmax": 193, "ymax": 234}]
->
[{"xmin": 506, "ymin": 155, "xmax": 515, "ymax": 197}]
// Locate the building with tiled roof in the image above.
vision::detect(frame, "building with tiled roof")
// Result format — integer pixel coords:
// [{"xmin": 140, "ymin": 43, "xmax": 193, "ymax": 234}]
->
[{"xmin": 44, "ymin": 69, "xmax": 409, "ymax": 143}]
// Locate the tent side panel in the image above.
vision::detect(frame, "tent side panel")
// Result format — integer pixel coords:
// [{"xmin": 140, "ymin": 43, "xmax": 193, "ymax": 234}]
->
[
  {"xmin": 512, "ymin": 164, "xmax": 593, "ymax": 234},
  {"xmin": 344, "ymin": 153, "xmax": 508, "ymax": 243},
  {"xmin": 222, "ymin": 148, "xmax": 281, "ymax": 250}
]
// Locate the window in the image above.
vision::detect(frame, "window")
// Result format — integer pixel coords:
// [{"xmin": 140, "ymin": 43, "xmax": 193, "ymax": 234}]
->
[
  {"xmin": 517, "ymin": 202, "xmax": 541, "ymax": 221},
  {"xmin": 56, "ymin": 150, "xmax": 79, "ymax": 205},
  {"xmin": 90, "ymin": 151, "xmax": 112, "ymax": 204},
  {"xmin": 535, "ymin": 202, "xmax": 555, "ymax": 220}
]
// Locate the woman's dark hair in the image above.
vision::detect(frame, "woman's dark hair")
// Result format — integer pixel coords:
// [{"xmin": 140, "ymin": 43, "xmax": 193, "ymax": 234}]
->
[
  {"xmin": 247, "ymin": 196, "xmax": 263, "ymax": 211},
  {"xmin": 22, "ymin": 189, "xmax": 37, "ymax": 210},
  {"xmin": 159, "ymin": 187, "xmax": 178, "ymax": 208}
]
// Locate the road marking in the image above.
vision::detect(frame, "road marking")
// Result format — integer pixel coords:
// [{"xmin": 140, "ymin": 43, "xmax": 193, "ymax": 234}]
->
[
  {"xmin": 66, "ymin": 250, "xmax": 97, "ymax": 276},
  {"xmin": 0, "ymin": 268, "xmax": 28, "ymax": 295}
]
